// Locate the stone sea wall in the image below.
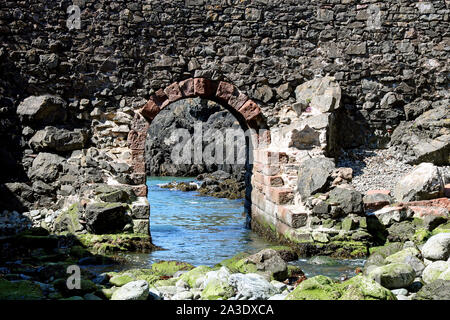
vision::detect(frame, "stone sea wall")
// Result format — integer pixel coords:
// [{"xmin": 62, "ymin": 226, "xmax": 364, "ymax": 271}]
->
[{"xmin": 0, "ymin": 0, "xmax": 448, "ymax": 240}]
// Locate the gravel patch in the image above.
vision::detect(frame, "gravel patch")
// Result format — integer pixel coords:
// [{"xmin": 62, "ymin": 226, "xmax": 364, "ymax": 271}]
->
[{"xmin": 337, "ymin": 148, "xmax": 450, "ymax": 194}]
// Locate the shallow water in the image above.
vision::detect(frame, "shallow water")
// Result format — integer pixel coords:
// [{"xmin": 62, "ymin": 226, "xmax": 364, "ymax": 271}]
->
[{"xmin": 94, "ymin": 177, "xmax": 365, "ymax": 280}]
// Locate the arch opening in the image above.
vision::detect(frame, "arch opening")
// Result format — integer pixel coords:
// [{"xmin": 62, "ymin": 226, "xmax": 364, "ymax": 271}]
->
[{"xmin": 127, "ymin": 78, "xmax": 268, "ymax": 241}]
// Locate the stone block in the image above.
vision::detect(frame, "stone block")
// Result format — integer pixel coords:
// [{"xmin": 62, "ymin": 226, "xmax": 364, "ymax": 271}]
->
[
  {"xmin": 268, "ymin": 187, "xmax": 294, "ymax": 205},
  {"xmin": 133, "ymin": 219, "xmax": 149, "ymax": 235},
  {"xmin": 179, "ymin": 78, "xmax": 195, "ymax": 97},
  {"xmin": 238, "ymin": 100, "xmax": 262, "ymax": 122},
  {"xmin": 215, "ymin": 81, "xmax": 236, "ymax": 102},
  {"xmin": 127, "ymin": 130, "xmax": 146, "ymax": 150},
  {"xmin": 164, "ymin": 82, "xmax": 183, "ymax": 102},
  {"xmin": 131, "ymin": 197, "xmax": 150, "ymax": 219},
  {"xmin": 194, "ymin": 78, "xmax": 218, "ymax": 97}
]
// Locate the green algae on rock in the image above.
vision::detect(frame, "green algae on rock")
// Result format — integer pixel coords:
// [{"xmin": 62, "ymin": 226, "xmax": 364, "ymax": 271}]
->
[{"xmin": 0, "ymin": 279, "xmax": 45, "ymax": 300}]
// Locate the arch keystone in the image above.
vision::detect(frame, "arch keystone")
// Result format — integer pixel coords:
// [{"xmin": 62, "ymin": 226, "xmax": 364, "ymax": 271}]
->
[{"xmin": 194, "ymin": 78, "xmax": 218, "ymax": 98}]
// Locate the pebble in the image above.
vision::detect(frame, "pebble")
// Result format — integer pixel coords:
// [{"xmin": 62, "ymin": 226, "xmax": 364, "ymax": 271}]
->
[{"xmin": 391, "ymin": 288, "xmax": 408, "ymax": 296}]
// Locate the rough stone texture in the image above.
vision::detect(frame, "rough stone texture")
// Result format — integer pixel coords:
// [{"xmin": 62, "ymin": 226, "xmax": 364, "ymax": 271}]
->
[
  {"xmin": 328, "ymin": 187, "xmax": 363, "ymax": 214},
  {"xmin": 29, "ymin": 126, "xmax": 88, "ymax": 152},
  {"xmin": 413, "ymin": 280, "xmax": 450, "ymax": 300},
  {"xmin": 0, "ymin": 0, "xmax": 449, "ymax": 245},
  {"xmin": 85, "ymin": 202, "xmax": 130, "ymax": 234},
  {"xmin": 390, "ymin": 105, "xmax": 449, "ymax": 165},
  {"xmin": 368, "ymin": 263, "xmax": 416, "ymax": 289},
  {"xmin": 421, "ymin": 233, "xmax": 450, "ymax": 261},
  {"xmin": 297, "ymin": 157, "xmax": 335, "ymax": 200},
  {"xmin": 16, "ymin": 95, "xmax": 67, "ymax": 124},
  {"xmin": 393, "ymin": 163, "xmax": 445, "ymax": 202},
  {"xmin": 294, "ymin": 77, "xmax": 341, "ymax": 113},
  {"xmin": 228, "ymin": 273, "xmax": 277, "ymax": 300},
  {"xmin": 145, "ymin": 97, "xmax": 243, "ymax": 177},
  {"xmin": 111, "ymin": 280, "xmax": 149, "ymax": 300},
  {"xmin": 421, "ymin": 261, "xmax": 449, "ymax": 284}
]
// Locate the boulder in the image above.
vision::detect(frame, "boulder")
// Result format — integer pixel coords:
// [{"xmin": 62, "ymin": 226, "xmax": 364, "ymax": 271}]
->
[
  {"xmin": 384, "ymin": 247, "xmax": 425, "ymax": 277},
  {"xmin": 390, "ymin": 104, "xmax": 449, "ymax": 165},
  {"xmin": 0, "ymin": 279, "xmax": 45, "ymax": 300},
  {"xmin": 421, "ymin": 261, "xmax": 449, "ymax": 284},
  {"xmin": 413, "ymin": 279, "xmax": 450, "ymax": 300},
  {"xmin": 368, "ymin": 263, "xmax": 416, "ymax": 289},
  {"xmin": 393, "ymin": 163, "xmax": 444, "ymax": 202},
  {"xmin": 285, "ymin": 275, "xmax": 341, "ymax": 300},
  {"xmin": 29, "ymin": 126, "xmax": 88, "ymax": 152},
  {"xmin": 53, "ymin": 203, "xmax": 84, "ymax": 234},
  {"xmin": 16, "ymin": 95, "xmax": 67, "ymax": 124},
  {"xmin": 386, "ymin": 221, "xmax": 416, "ymax": 242},
  {"xmin": 373, "ymin": 206, "xmax": 408, "ymax": 226},
  {"xmin": 242, "ymin": 249, "xmax": 288, "ymax": 281},
  {"xmin": 297, "ymin": 157, "xmax": 335, "ymax": 200},
  {"xmin": 228, "ymin": 273, "xmax": 277, "ymax": 300},
  {"xmin": 29, "ymin": 152, "xmax": 65, "ymax": 182},
  {"xmin": 111, "ymin": 280, "xmax": 149, "ymax": 300},
  {"xmin": 338, "ymin": 275, "xmax": 396, "ymax": 300},
  {"xmin": 200, "ymin": 267, "xmax": 235, "ymax": 300},
  {"xmin": 294, "ymin": 77, "xmax": 341, "ymax": 113},
  {"xmin": 421, "ymin": 233, "xmax": 450, "ymax": 261},
  {"xmin": 328, "ymin": 187, "xmax": 363, "ymax": 214},
  {"xmin": 85, "ymin": 202, "xmax": 130, "ymax": 234},
  {"xmin": 363, "ymin": 192, "xmax": 393, "ymax": 211},
  {"xmin": 109, "ymin": 273, "xmax": 136, "ymax": 287}
]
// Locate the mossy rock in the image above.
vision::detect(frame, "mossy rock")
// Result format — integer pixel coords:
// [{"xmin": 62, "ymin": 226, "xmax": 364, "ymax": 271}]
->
[
  {"xmin": 215, "ymin": 252, "xmax": 251, "ymax": 273},
  {"xmin": 54, "ymin": 203, "xmax": 84, "ymax": 234},
  {"xmin": 287, "ymin": 265, "xmax": 304, "ymax": 278},
  {"xmin": 432, "ymin": 222, "xmax": 450, "ymax": 236},
  {"xmin": 267, "ymin": 246, "xmax": 298, "ymax": 262},
  {"xmin": 285, "ymin": 275, "xmax": 341, "ymax": 300},
  {"xmin": 385, "ymin": 247, "xmax": 421, "ymax": 264},
  {"xmin": 109, "ymin": 273, "xmax": 136, "ymax": 287},
  {"xmin": 150, "ymin": 261, "xmax": 194, "ymax": 277},
  {"xmin": 337, "ymin": 275, "xmax": 396, "ymax": 300},
  {"xmin": 368, "ymin": 242, "xmax": 403, "ymax": 258},
  {"xmin": 99, "ymin": 287, "xmax": 118, "ymax": 300},
  {"xmin": 76, "ymin": 233, "xmax": 153, "ymax": 254},
  {"xmin": 108, "ymin": 269, "xmax": 159, "ymax": 286},
  {"xmin": 413, "ymin": 228, "xmax": 431, "ymax": 244},
  {"xmin": 53, "ymin": 278, "xmax": 97, "ymax": 297},
  {"xmin": 200, "ymin": 278, "xmax": 235, "ymax": 300},
  {"xmin": 0, "ymin": 279, "xmax": 45, "ymax": 300},
  {"xmin": 180, "ymin": 266, "xmax": 213, "ymax": 288},
  {"xmin": 153, "ymin": 277, "xmax": 179, "ymax": 287}
]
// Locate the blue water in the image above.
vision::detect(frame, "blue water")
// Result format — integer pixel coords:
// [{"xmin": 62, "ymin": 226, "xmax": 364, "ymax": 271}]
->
[
  {"xmin": 118, "ymin": 177, "xmax": 275, "ymax": 268},
  {"xmin": 100, "ymin": 177, "xmax": 365, "ymax": 279}
]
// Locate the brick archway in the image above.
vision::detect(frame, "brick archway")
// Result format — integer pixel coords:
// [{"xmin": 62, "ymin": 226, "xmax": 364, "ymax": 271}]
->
[{"xmin": 126, "ymin": 78, "xmax": 268, "ymax": 236}]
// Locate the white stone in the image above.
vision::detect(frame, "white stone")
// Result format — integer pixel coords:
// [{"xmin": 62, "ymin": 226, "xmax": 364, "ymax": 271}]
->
[
  {"xmin": 422, "ymin": 261, "xmax": 449, "ymax": 284},
  {"xmin": 111, "ymin": 280, "xmax": 149, "ymax": 300},
  {"xmin": 421, "ymin": 233, "xmax": 450, "ymax": 261},
  {"xmin": 228, "ymin": 273, "xmax": 277, "ymax": 300},
  {"xmin": 393, "ymin": 163, "xmax": 444, "ymax": 202}
]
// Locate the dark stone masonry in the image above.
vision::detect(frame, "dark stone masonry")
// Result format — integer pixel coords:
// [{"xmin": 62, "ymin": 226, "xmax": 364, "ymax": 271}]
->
[{"xmin": 0, "ymin": 0, "xmax": 449, "ymax": 302}]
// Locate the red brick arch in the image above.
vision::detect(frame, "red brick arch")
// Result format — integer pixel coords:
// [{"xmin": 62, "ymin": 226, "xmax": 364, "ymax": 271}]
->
[
  {"xmin": 127, "ymin": 78, "xmax": 267, "ymax": 198},
  {"xmin": 139, "ymin": 78, "xmax": 263, "ymax": 128}
]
